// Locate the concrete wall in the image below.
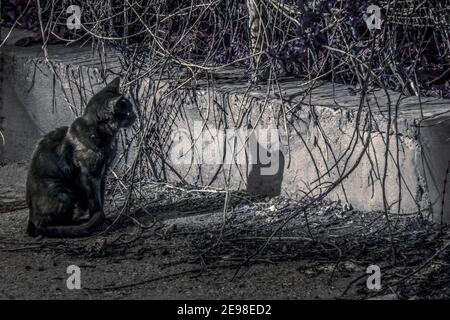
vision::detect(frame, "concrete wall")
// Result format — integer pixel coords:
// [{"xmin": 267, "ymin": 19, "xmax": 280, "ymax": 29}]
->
[
  {"xmin": 159, "ymin": 82, "xmax": 425, "ymax": 215},
  {"xmin": 2, "ymin": 39, "xmax": 450, "ymax": 222},
  {"xmin": 0, "ymin": 38, "xmax": 112, "ymax": 163}
]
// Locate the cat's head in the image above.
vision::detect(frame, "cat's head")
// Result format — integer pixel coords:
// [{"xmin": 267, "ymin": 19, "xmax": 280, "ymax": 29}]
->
[{"xmin": 85, "ymin": 77, "xmax": 137, "ymax": 129}]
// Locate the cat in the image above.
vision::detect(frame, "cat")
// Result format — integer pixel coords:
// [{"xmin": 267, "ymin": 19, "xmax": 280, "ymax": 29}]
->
[{"xmin": 26, "ymin": 77, "xmax": 136, "ymax": 238}]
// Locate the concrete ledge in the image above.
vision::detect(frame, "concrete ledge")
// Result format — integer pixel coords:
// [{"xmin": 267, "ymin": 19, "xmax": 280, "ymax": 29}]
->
[
  {"xmin": 2, "ymin": 35, "xmax": 450, "ymax": 222},
  {"xmin": 161, "ymin": 78, "xmax": 450, "ymax": 221}
]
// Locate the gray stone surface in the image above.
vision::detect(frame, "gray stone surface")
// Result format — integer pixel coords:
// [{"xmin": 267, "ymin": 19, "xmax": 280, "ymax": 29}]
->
[
  {"xmin": 0, "ymin": 27, "xmax": 119, "ymax": 163},
  {"xmin": 157, "ymin": 77, "xmax": 450, "ymax": 222}
]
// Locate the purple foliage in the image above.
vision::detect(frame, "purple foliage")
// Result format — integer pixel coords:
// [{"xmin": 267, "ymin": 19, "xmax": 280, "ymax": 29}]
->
[{"xmin": 3, "ymin": 0, "xmax": 450, "ymax": 98}]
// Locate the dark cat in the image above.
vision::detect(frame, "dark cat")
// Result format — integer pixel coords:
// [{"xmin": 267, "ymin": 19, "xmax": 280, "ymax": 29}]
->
[{"xmin": 26, "ymin": 77, "xmax": 136, "ymax": 238}]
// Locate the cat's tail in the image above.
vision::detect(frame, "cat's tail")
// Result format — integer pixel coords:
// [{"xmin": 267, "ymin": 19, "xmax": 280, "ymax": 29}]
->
[{"xmin": 29, "ymin": 211, "xmax": 105, "ymax": 238}]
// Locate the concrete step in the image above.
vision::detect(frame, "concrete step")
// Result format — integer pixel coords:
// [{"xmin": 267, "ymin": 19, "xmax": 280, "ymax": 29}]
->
[
  {"xmin": 1, "ymin": 29, "xmax": 450, "ymax": 222},
  {"xmin": 164, "ymin": 76, "xmax": 450, "ymax": 222}
]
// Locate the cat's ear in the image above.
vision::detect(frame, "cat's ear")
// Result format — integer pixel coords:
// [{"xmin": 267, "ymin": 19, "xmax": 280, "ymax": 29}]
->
[
  {"xmin": 107, "ymin": 95, "xmax": 122, "ymax": 110},
  {"xmin": 106, "ymin": 77, "xmax": 121, "ymax": 92}
]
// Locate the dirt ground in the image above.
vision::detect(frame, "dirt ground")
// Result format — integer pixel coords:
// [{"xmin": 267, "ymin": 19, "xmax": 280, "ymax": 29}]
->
[
  {"xmin": 1, "ymin": 163, "xmax": 450, "ymax": 300},
  {"xmin": 0, "ymin": 210, "xmax": 354, "ymax": 299}
]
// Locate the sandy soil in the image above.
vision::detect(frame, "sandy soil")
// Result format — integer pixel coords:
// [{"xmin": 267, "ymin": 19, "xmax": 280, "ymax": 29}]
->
[
  {"xmin": 0, "ymin": 163, "xmax": 365, "ymax": 300},
  {"xmin": 0, "ymin": 207, "xmax": 364, "ymax": 300}
]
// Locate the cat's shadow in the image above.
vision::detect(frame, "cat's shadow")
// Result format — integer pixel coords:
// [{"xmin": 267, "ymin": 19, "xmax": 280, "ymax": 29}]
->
[{"xmin": 246, "ymin": 133, "xmax": 285, "ymax": 197}]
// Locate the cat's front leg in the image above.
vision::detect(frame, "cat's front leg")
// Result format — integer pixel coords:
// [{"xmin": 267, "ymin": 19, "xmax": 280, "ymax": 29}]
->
[
  {"xmin": 79, "ymin": 171, "xmax": 104, "ymax": 216},
  {"xmin": 100, "ymin": 175, "xmax": 106, "ymax": 206},
  {"xmin": 92, "ymin": 176, "xmax": 103, "ymax": 211}
]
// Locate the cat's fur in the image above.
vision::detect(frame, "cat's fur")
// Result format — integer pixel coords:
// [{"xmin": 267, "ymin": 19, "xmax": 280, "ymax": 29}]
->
[{"xmin": 26, "ymin": 77, "xmax": 136, "ymax": 238}]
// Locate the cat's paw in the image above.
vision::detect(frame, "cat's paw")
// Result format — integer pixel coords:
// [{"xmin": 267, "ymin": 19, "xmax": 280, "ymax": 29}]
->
[{"xmin": 73, "ymin": 206, "xmax": 90, "ymax": 223}]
